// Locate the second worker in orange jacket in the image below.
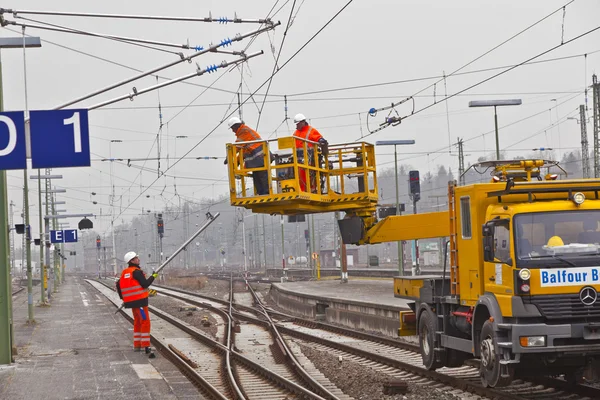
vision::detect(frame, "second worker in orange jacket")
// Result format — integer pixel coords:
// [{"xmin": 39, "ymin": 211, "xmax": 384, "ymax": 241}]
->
[{"xmin": 292, "ymin": 113, "xmax": 328, "ymax": 193}]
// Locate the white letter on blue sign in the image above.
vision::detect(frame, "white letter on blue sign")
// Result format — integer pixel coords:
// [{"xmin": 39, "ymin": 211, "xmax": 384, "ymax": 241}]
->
[{"xmin": 0, "ymin": 116, "xmax": 17, "ymax": 156}]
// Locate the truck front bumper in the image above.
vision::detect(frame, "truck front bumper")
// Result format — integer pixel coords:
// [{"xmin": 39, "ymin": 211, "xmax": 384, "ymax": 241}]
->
[{"xmin": 505, "ymin": 322, "xmax": 600, "ymax": 354}]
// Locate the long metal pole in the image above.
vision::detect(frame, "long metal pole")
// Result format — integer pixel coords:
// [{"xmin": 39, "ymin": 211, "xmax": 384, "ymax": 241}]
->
[
  {"xmin": 44, "ymin": 217, "xmax": 51, "ymax": 297},
  {"xmin": 242, "ymin": 218, "xmax": 247, "ymax": 272},
  {"xmin": 23, "ymin": 169, "xmax": 33, "ymax": 321},
  {"xmin": 271, "ymin": 216, "xmax": 275, "ymax": 268},
  {"xmin": 116, "ymin": 212, "xmax": 220, "ymax": 313},
  {"xmin": 44, "ymin": 172, "xmax": 51, "ymax": 297},
  {"xmin": 307, "ymin": 216, "xmax": 312, "ymax": 273},
  {"xmin": 494, "ymin": 106, "xmax": 500, "ymax": 160},
  {"xmin": 155, "ymin": 213, "xmax": 220, "ymax": 275},
  {"xmin": 311, "ymin": 215, "xmax": 316, "ymax": 274},
  {"xmin": 281, "ymin": 216, "xmax": 286, "ymax": 279},
  {"xmin": 54, "ymin": 24, "xmax": 277, "ymax": 109},
  {"xmin": 60, "ymin": 241, "xmax": 65, "ymax": 283},
  {"xmin": 111, "ymin": 220, "xmax": 117, "ymax": 275},
  {"xmin": 0, "ymin": 51, "xmax": 13, "ymax": 364},
  {"xmin": 51, "ymin": 195, "xmax": 58, "ymax": 290},
  {"xmin": 395, "ymin": 145, "xmax": 404, "ymax": 276},
  {"xmin": 262, "ymin": 214, "xmax": 266, "ymax": 271},
  {"xmin": 37, "ymin": 169, "xmax": 45, "ymax": 304}
]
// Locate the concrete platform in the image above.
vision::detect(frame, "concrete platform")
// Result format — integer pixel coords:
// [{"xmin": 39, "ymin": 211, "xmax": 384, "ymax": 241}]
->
[
  {"xmin": 0, "ymin": 276, "xmax": 201, "ymax": 400},
  {"xmin": 268, "ymin": 279, "xmax": 412, "ymax": 338}
]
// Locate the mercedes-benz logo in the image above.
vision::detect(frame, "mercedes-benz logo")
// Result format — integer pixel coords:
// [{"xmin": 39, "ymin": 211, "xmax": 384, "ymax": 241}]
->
[{"xmin": 580, "ymin": 286, "xmax": 598, "ymax": 306}]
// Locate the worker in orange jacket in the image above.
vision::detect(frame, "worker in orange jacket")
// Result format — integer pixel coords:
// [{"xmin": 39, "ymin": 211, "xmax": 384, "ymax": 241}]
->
[
  {"xmin": 292, "ymin": 113, "xmax": 328, "ymax": 193},
  {"xmin": 116, "ymin": 252, "xmax": 157, "ymax": 358},
  {"xmin": 225, "ymin": 117, "xmax": 269, "ymax": 195}
]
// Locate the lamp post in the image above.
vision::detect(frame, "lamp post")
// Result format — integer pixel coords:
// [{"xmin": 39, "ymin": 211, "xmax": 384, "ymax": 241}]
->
[
  {"xmin": 375, "ymin": 140, "xmax": 416, "ymax": 276},
  {"xmin": 0, "ymin": 35, "xmax": 42, "ymax": 365},
  {"xmin": 468, "ymin": 99, "xmax": 522, "ymax": 160},
  {"xmin": 109, "ymin": 140, "xmax": 122, "ymax": 276}
]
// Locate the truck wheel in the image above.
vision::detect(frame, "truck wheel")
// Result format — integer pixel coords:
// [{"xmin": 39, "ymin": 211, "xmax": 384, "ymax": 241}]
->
[
  {"xmin": 419, "ymin": 309, "xmax": 442, "ymax": 370},
  {"xmin": 479, "ymin": 320, "xmax": 513, "ymax": 387}
]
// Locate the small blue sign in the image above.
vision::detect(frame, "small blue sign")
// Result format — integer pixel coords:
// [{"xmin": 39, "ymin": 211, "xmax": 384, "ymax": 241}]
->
[
  {"xmin": 50, "ymin": 229, "xmax": 78, "ymax": 243},
  {"xmin": 63, "ymin": 229, "xmax": 78, "ymax": 243},
  {"xmin": 30, "ymin": 109, "xmax": 90, "ymax": 169},
  {"xmin": 0, "ymin": 112, "xmax": 27, "ymax": 170},
  {"xmin": 50, "ymin": 230, "xmax": 63, "ymax": 243}
]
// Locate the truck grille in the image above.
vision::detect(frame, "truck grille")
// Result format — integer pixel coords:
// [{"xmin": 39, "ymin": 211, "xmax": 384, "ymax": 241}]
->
[{"xmin": 524, "ymin": 294, "xmax": 600, "ymax": 320}]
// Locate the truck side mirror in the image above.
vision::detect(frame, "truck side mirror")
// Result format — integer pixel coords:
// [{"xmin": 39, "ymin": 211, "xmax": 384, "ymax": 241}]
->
[{"xmin": 482, "ymin": 223, "xmax": 494, "ymax": 262}]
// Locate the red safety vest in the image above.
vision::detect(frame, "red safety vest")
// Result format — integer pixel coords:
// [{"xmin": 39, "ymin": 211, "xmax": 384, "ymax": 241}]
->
[{"xmin": 119, "ymin": 266, "xmax": 148, "ymax": 304}]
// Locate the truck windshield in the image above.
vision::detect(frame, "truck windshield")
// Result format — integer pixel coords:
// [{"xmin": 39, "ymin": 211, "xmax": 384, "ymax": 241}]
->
[{"xmin": 514, "ymin": 211, "xmax": 600, "ymax": 260}]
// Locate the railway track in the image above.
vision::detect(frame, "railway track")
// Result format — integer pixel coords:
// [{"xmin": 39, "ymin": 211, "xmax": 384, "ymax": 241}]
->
[
  {"xmin": 11, "ymin": 286, "xmax": 25, "ymax": 296},
  {"xmin": 88, "ymin": 279, "xmax": 335, "ymax": 399},
  {"xmin": 150, "ymin": 280, "xmax": 600, "ymax": 400}
]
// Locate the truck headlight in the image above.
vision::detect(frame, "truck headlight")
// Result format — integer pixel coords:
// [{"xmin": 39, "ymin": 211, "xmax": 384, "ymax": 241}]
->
[
  {"xmin": 573, "ymin": 192, "xmax": 585, "ymax": 205},
  {"xmin": 518, "ymin": 268, "xmax": 531, "ymax": 280},
  {"xmin": 520, "ymin": 336, "xmax": 546, "ymax": 347}
]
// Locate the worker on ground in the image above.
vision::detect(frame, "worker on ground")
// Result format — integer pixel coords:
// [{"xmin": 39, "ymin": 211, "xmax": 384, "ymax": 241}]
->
[
  {"xmin": 225, "ymin": 117, "xmax": 269, "ymax": 195},
  {"xmin": 292, "ymin": 113, "xmax": 329, "ymax": 193},
  {"xmin": 116, "ymin": 252, "xmax": 158, "ymax": 358}
]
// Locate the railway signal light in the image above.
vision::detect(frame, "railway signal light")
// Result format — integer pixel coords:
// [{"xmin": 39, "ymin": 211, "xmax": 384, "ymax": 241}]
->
[
  {"xmin": 409, "ymin": 170, "xmax": 420, "ymax": 202},
  {"xmin": 157, "ymin": 213, "xmax": 164, "ymax": 237}
]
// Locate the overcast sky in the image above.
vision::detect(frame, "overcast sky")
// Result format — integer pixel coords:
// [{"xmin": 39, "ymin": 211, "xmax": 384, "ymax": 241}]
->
[{"xmin": 1, "ymin": 0, "xmax": 600, "ymax": 237}]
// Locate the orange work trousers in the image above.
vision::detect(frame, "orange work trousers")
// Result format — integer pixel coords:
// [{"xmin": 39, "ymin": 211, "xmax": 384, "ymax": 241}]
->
[{"xmin": 132, "ymin": 306, "xmax": 151, "ymax": 348}]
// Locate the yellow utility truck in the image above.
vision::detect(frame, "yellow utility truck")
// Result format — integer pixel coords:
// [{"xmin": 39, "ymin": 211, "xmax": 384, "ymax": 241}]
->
[
  {"xmin": 225, "ymin": 136, "xmax": 600, "ymax": 387},
  {"xmin": 340, "ymin": 159, "xmax": 600, "ymax": 387}
]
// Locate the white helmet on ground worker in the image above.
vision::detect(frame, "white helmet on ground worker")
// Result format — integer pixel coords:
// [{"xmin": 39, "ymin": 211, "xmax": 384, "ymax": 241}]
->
[
  {"xmin": 293, "ymin": 113, "xmax": 306, "ymax": 124},
  {"xmin": 124, "ymin": 251, "xmax": 138, "ymax": 264},
  {"xmin": 228, "ymin": 116, "xmax": 242, "ymax": 128}
]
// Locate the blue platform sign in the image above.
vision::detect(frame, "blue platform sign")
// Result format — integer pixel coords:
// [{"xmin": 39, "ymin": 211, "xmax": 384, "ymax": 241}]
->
[
  {"xmin": 51, "ymin": 229, "xmax": 78, "ymax": 243},
  {"xmin": 30, "ymin": 109, "xmax": 90, "ymax": 169},
  {"xmin": 0, "ymin": 111, "xmax": 27, "ymax": 170}
]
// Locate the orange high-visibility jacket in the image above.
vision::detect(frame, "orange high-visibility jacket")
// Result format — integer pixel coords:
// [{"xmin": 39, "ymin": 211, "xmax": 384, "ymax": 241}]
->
[
  {"xmin": 235, "ymin": 124, "xmax": 263, "ymax": 159},
  {"xmin": 119, "ymin": 266, "xmax": 149, "ymax": 304},
  {"xmin": 293, "ymin": 125, "xmax": 324, "ymax": 150}
]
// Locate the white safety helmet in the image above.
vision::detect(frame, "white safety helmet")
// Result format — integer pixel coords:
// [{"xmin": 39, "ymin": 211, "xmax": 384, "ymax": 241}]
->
[
  {"xmin": 124, "ymin": 251, "xmax": 138, "ymax": 264},
  {"xmin": 293, "ymin": 113, "xmax": 306, "ymax": 124},
  {"xmin": 227, "ymin": 116, "xmax": 242, "ymax": 128}
]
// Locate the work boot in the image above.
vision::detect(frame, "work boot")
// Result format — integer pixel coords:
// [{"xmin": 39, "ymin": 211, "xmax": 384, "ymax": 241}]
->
[{"xmin": 145, "ymin": 347, "xmax": 156, "ymax": 359}]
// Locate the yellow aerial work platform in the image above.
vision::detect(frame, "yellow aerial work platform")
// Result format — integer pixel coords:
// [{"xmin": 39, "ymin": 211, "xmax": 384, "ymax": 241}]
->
[{"xmin": 226, "ymin": 135, "xmax": 378, "ymax": 215}]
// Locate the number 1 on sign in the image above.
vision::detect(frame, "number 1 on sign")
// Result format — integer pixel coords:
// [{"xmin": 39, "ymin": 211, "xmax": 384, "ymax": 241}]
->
[{"xmin": 63, "ymin": 112, "xmax": 82, "ymax": 153}]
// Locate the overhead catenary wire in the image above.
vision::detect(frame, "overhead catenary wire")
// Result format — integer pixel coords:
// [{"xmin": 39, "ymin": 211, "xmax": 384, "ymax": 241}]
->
[
  {"xmin": 7, "ymin": 24, "xmax": 598, "ymax": 103},
  {"xmin": 110, "ymin": 0, "xmax": 356, "ymax": 221},
  {"xmin": 366, "ymin": 1, "xmax": 577, "ymax": 116},
  {"xmin": 1, "ymin": 8, "xmax": 275, "ymax": 24},
  {"xmin": 52, "ymin": 22, "xmax": 280, "ymax": 109},
  {"xmin": 88, "ymin": 51, "xmax": 264, "ymax": 110},
  {"xmin": 10, "ymin": 16, "xmax": 203, "ymax": 51},
  {"xmin": 4, "ymin": 17, "xmax": 184, "ymax": 56},
  {"xmin": 256, "ymin": 0, "xmax": 297, "ymax": 130},
  {"xmin": 359, "ymin": 20, "xmax": 600, "ymax": 140},
  {"xmin": 373, "ymin": 92, "xmax": 583, "ymax": 170}
]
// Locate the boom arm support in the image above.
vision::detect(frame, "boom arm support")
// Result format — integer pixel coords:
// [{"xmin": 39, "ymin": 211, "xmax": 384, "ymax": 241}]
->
[
  {"xmin": 341, "ymin": 211, "xmax": 450, "ymax": 245},
  {"xmin": 365, "ymin": 211, "xmax": 450, "ymax": 244}
]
